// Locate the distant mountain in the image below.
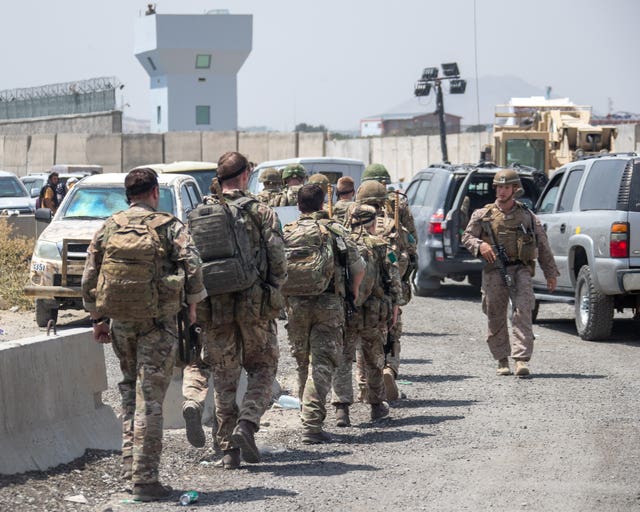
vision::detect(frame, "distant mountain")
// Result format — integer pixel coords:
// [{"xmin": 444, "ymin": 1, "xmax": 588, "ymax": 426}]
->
[{"xmin": 381, "ymin": 75, "xmax": 550, "ymax": 126}]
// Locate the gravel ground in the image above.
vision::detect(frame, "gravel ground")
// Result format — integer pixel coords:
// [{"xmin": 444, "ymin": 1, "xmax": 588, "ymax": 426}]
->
[{"xmin": 1, "ymin": 282, "xmax": 640, "ymax": 511}]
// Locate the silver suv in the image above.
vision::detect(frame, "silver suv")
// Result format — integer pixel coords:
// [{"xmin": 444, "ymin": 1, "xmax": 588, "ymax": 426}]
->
[{"xmin": 532, "ymin": 153, "xmax": 640, "ymax": 340}]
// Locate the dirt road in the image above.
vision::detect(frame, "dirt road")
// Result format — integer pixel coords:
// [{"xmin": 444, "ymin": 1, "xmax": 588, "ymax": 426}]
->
[{"xmin": 1, "ymin": 281, "xmax": 639, "ymax": 511}]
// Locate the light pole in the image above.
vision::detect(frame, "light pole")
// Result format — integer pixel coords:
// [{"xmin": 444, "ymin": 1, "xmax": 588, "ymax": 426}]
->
[{"xmin": 414, "ymin": 63, "xmax": 466, "ymax": 163}]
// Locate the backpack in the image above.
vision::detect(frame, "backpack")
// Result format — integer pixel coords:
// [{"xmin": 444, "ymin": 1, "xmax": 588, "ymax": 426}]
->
[
  {"xmin": 281, "ymin": 218, "xmax": 335, "ymax": 296},
  {"xmin": 350, "ymin": 233, "xmax": 378, "ymax": 307},
  {"xmin": 96, "ymin": 211, "xmax": 174, "ymax": 320},
  {"xmin": 188, "ymin": 196, "xmax": 258, "ymax": 295}
]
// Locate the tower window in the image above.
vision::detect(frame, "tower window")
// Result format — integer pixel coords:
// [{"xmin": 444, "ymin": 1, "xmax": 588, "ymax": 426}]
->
[
  {"xmin": 195, "ymin": 54, "xmax": 211, "ymax": 69},
  {"xmin": 147, "ymin": 57, "xmax": 157, "ymax": 71},
  {"xmin": 196, "ymin": 105, "xmax": 210, "ymax": 125}
]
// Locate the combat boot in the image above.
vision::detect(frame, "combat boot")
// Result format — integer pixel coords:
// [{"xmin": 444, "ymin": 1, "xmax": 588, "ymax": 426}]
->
[
  {"xmin": 301, "ymin": 430, "xmax": 332, "ymax": 444},
  {"xmin": 132, "ymin": 482, "xmax": 172, "ymax": 502},
  {"xmin": 335, "ymin": 404, "xmax": 351, "ymax": 427},
  {"xmin": 221, "ymin": 448, "xmax": 241, "ymax": 470},
  {"xmin": 231, "ymin": 420, "xmax": 261, "ymax": 463},
  {"xmin": 383, "ymin": 367, "xmax": 399, "ymax": 401},
  {"xmin": 496, "ymin": 358, "xmax": 511, "ymax": 376},
  {"xmin": 371, "ymin": 401, "xmax": 390, "ymax": 421},
  {"xmin": 182, "ymin": 401, "xmax": 206, "ymax": 448},
  {"xmin": 515, "ymin": 360, "xmax": 530, "ymax": 377},
  {"xmin": 120, "ymin": 456, "xmax": 132, "ymax": 481}
]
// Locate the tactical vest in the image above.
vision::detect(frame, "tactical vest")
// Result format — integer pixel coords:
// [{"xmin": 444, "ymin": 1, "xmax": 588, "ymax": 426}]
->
[
  {"xmin": 375, "ymin": 215, "xmax": 409, "ymax": 278},
  {"xmin": 481, "ymin": 203, "xmax": 536, "ymax": 264},
  {"xmin": 275, "ymin": 185, "xmax": 302, "ymax": 207}
]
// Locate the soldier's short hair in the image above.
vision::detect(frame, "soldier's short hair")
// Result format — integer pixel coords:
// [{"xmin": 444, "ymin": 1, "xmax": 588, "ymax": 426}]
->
[
  {"xmin": 125, "ymin": 167, "xmax": 158, "ymax": 200},
  {"xmin": 336, "ymin": 176, "xmax": 355, "ymax": 195},
  {"xmin": 297, "ymin": 184, "xmax": 324, "ymax": 213},
  {"xmin": 217, "ymin": 151, "xmax": 249, "ymax": 183}
]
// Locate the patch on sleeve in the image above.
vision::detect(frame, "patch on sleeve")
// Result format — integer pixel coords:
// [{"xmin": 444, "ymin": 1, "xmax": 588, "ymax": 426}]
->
[{"xmin": 388, "ymin": 251, "xmax": 397, "ymax": 263}]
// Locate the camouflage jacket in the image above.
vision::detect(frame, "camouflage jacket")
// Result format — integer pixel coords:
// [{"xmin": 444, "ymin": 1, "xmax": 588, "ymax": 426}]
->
[
  {"xmin": 272, "ymin": 185, "xmax": 302, "ymax": 207},
  {"xmin": 385, "ymin": 192, "xmax": 417, "ymax": 254},
  {"xmin": 256, "ymin": 188, "xmax": 280, "ymax": 205},
  {"xmin": 331, "ymin": 199, "xmax": 353, "ymax": 224},
  {"xmin": 82, "ymin": 203, "xmax": 207, "ymax": 313}
]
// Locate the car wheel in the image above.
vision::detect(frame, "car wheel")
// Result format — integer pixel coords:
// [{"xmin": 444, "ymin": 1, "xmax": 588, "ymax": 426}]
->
[
  {"xmin": 574, "ymin": 265, "xmax": 613, "ymax": 340},
  {"xmin": 467, "ymin": 273, "xmax": 482, "ymax": 292},
  {"xmin": 35, "ymin": 299, "xmax": 58, "ymax": 328},
  {"xmin": 413, "ymin": 277, "xmax": 441, "ymax": 296}
]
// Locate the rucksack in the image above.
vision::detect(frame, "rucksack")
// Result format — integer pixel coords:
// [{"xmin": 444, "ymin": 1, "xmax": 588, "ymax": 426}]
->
[
  {"xmin": 188, "ymin": 196, "xmax": 258, "ymax": 295},
  {"xmin": 96, "ymin": 211, "xmax": 174, "ymax": 320},
  {"xmin": 281, "ymin": 218, "xmax": 334, "ymax": 296},
  {"xmin": 350, "ymin": 233, "xmax": 378, "ymax": 307}
]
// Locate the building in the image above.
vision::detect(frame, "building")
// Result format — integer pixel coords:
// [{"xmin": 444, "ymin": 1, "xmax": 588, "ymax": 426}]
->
[
  {"xmin": 134, "ymin": 10, "xmax": 252, "ymax": 132},
  {"xmin": 360, "ymin": 112, "xmax": 462, "ymax": 137}
]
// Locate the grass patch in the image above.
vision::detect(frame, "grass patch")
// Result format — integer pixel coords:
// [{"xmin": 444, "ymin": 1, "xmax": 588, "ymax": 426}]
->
[{"xmin": 0, "ymin": 217, "xmax": 34, "ymax": 310}]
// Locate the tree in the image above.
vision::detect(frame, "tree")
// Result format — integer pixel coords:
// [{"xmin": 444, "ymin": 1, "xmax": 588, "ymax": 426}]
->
[{"xmin": 295, "ymin": 122, "xmax": 327, "ymax": 133}]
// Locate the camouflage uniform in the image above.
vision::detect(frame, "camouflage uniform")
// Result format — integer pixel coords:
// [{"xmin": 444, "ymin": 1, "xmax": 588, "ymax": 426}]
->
[
  {"xmin": 272, "ymin": 184, "xmax": 302, "ymax": 207},
  {"xmin": 332, "ymin": 198, "xmax": 353, "ymax": 224},
  {"xmin": 285, "ymin": 211, "xmax": 365, "ymax": 435},
  {"xmin": 256, "ymin": 167, "xmax": 282, "ymax": 205},
  {"xmin": 82, "ymin": 204, "xmax": 206, "ymax": 485},
  {"xmin": 256, "ymin": 188, "xmax": 281, "ymax": 205},
  {"xmin": 462, "ymin": 201, "xmax": 559, "ymax": 362},
  {"xmin": 200, "ymin": 190, "xmax": 287, "ymax": 451}
]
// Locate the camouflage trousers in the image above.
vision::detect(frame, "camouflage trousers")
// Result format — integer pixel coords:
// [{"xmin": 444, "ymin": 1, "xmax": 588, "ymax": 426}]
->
[
  {"xmin": 182, "ymin": 362, "xmax": 211, "ymax": 411},
  {"xmin": 332, "ymin": 312, "xmax": 386, "ymax": 406},
  {"xmin": 111, "ymin": 318, "xmax": 177, "ymax": 484},
  {"xmin": 202, "ymin": 317, "xmax": 278, "ymax": 451},
  {"xmin": 385, "ymin": 308, "xmax": 403, "ymax": 376},
  {"xmin": 481, "ymin": 266, "xmax": 535, "ymax": 361},
  {"xmin": 286, "ymin": 294, "xmax": 344, "ymax": 433}
]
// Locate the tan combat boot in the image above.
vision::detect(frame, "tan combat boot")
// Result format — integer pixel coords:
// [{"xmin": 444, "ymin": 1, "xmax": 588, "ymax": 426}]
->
[
  {"xmin": 496, "ymin": 358, "xmax": 511, "ymax": 376},
  {"xmin": 515, "ymin": 360, "xmax": 530, "ymax": 377},
  {"xmin": 335, "ymin": 404, "xmax": 350, "ymax": 427},
  {"xmin": 383, "ymin": 367, "xmax": 399, "ymax": 401}
]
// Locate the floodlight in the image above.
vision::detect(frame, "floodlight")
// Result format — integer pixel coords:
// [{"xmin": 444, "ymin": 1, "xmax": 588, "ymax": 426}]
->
[
  {"xmin": 449, "ymin": 79, "xmax": 467, "ymax": 94},
  {"xmin": 442, "ymin": 62, "xmax": 459, "ymax": 77},
  {"xmin": 421, "ymin": 67, "xmax": 438, "ymax": 80},
  {"xmin": 414, "ymin": 80, "xmax": 432, "ymax": 97}
]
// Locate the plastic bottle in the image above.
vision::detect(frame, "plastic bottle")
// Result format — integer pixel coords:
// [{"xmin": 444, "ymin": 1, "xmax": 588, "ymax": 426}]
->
[
  {"xmin": 179, "ymin": 491, "xmax": 199, "ymax": 505},
  {"xmin": 277, "ymin": 394, "xmax": 301, "ymax": 409}
]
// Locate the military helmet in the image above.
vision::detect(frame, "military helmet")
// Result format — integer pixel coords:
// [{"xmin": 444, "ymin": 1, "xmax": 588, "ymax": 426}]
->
[
  {"xmin": 259, "ymin": 167, "xmax": 281, "ymax": 184},
  {"xmin": 493, "ymin": 168, "xmax": 522, "ymax": 188},
  {"xmin": 281, "ymin": 163, "xmax": 307, "ymax": 181},
  {"xmin": 308, "ymin": 173, "xmax": 330, "ymax": 194},
  {"xmin": 356, "ymin": 180, "xmax": 387, "ymax": 205},
  {"xmin": 362, "ymin": 163, "xmax": 391, "ymax": 184},
  {"xmin": 349, "ymin": 204, "xmax": 377, "ymax": 228}
]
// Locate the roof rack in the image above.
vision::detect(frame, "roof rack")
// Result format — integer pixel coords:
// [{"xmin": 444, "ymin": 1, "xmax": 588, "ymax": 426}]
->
[{"xmin": 577, "ymin": 152, "xmax": 638, "ymax": 161}]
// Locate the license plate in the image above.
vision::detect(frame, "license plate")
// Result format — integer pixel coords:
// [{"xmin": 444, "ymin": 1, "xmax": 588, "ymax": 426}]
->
[{"xmin": 32, "ymin": 263, "xmax": 46, "ymax": 272}]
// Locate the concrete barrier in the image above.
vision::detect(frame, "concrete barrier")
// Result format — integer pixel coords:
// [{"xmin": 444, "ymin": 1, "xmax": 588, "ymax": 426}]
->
[
  {"xmin": 164, "ymin": 132, "xmax": 202, "ymax": 163},
  {"xmin": 298, "ymin": 132, "xmax": 325, "ymax": 157},
  {"xmin": 56, "ymin": 133, "xmax": 89, "ymax": 164},
  {"xmin": 238, "ymin": 132, "xmax": 269, "ymax": 163},
  {"xmin": 0, "ymin": 328, "xmax": 120, "ymax": 475},
  {"xmin": 86, "ymin": 134, "xmax": 123, "ymax": 173},
  {"xmin": 202, "ymin": 131, "xmax": 237, "ymax": 162},
  {"xmin": 0, "ymin": 135, "xmax": 4, "ymax": 169},
  {"xmin": 122, "ymin": 133, "xmax": 163, "ymax": 172},
  {"xmin": 267, "ymin": 132, "xmax": 297, "ymax": 160},
  {"xmin": 3, "ymin": 135, "xmax": 30, "ymax": 176},
  {"xmin": 27, "ymin": 134, "xmax": 56, "ymax": 172}
]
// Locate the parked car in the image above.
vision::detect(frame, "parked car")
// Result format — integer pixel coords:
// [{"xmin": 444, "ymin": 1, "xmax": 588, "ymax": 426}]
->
[
  {"xmin": 0, "ymin": 170, "xmax": 35, "ymax": 214},
  {"xmin": 147, "ymin": 161, "xmax": 218, "ymax": 196},
  {"xmin": 406, "ymin": 162, "xmax": 542, "ymax": 295},
  {"xmin": 24, "ymin": 172, "xmax": 202, "ymax": 327},
  {"xmin": 531, "ymin": 152, "xmax": 640, "ymax": 340}
]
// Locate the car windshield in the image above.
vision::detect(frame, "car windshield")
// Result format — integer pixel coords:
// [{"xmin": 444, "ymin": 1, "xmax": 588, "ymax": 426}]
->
[
  {"xmin": 176, "ymin": 170, "xmax": 217, "ymax": 196},
  {"xmin": 61, "ymin": 186, "xmax": 175, "ymax": 219},
  {"xmin": 505, "ymin": 139, "xmax": 546, "ymax": 171},
  {"xmin": 0, "ymin": 177, "xmax": 29, "ymax": 198}
]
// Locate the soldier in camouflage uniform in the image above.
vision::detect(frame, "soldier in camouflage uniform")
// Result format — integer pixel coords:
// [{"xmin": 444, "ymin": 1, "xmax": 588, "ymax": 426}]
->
[
  {"xmin": 284, "ymin": 184, "xmax": 365, "ymax": 444},
  {"xmin": 331, "ymin": 176, "xmax": 355, "ymax": 223},
  {"xmin": 272, "ymin": 163, "xmax": 307, "ymax": 206},
  {"xmin": 462, "ymin": 169, "xmax": 559, "ymax": 377},
  {"xmin": 308, "ymin": 173, "xmax": 330, "ymax": 200},
  {"xmin": 255, "ymin": 167, "xmax": 282, "ymax": 204},
  {"xmin": 199, "ymin": 151, "xmax": 287, "ymax": 469},
  {"xmin": 331, "ymin": 204, "xmax": 402, "ymax": 426},
  {"xmin": 82, "ymin": 167, "xmax": 206, "ymax": 501}
]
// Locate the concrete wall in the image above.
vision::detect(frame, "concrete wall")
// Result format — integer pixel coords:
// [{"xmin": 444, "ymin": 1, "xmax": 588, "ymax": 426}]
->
[
  {"xmin": 86, "ymin": 134, "xmax": 123, "ymax": 173},
  {"xmin": 267, "ymin": 132, "xmax": 296, "ymax": 161},
  {"xmin": 298, "ymin": 132, "xmax": 325, "ymax": 157},
  {"xmin": 3, "ymin": 135, "xmax": 30, "ymax": 176},
  {"xmin": 202, "ymin": 131, "xmax": 237, "ymax": 162},
  {"xmin": 164, "ymin": 131, "xmax": 202, "ymax": 162},
  {"xmin": 239, "ymin": 132, "xmax": 269, "ymax": 163},
  {"xmin": 0, "ymin": 329, "xmax": 120, "ymax": 474},
  {"xmin": 27, "ymin": 134, "xmax": 56, "ymax": 172},
  {"xmin": 56, "ymin": 133, "xmax": 89, "ymax": 165},
  {"xmin": 0, "ymin": 111, "xmax": 122, "ymax": 136},
  {"xmin": 122, "ymin": 133, "xmax": 164, "ymax": 172}
]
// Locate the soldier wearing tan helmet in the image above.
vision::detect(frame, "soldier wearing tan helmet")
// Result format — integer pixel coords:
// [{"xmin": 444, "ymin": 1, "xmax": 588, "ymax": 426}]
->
[
  {"xmin": 255, "ymin": 167, "xmax": 282, "ymax": 205},
  {"xmin": 307, "ymin": 173, "xmax": 330, "ymax": 202},
  {"xmin": 461, "ymin": 168, "xmax": 559, "ymax": 377}
]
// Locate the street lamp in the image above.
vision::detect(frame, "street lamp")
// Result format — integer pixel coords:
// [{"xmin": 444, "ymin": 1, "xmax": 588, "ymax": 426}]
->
[{"xmin": 414, "ymin": 62, "xmax": 466, "ymax": 163}]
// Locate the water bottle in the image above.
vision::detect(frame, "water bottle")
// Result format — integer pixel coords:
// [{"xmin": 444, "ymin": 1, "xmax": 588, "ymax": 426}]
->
[
  {"xmin": 179, "ymin": 491, "xmax": 199, "ymax": 505},
  {"xmin": 277, "ymin": 394, "xmax": 301, "ymax": 409}
]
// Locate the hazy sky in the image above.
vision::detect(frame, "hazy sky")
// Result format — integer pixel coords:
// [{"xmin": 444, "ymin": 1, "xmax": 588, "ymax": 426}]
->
[{"xmin": 1, "ymin": 0, "xmax": 638, "ymax": 131}]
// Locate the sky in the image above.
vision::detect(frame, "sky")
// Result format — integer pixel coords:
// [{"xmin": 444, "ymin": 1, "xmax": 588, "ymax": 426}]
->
[{"xmin": 1, "ymin": 0, "xmax": 638, "ymax": 131}]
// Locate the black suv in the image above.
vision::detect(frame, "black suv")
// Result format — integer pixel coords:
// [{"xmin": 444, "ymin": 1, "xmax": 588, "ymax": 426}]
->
[{"xmin": 407, "ymin": 163, "xmax": 542, "ymax": 295}]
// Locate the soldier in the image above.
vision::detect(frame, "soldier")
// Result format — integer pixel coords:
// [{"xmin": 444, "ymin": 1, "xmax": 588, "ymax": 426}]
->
[
  {"xmin": 81, "ymin": 167, "xmax": 206, "ymax": 501},
  {"xmin": 308, "ymin": 173, "xmax": 330, "ymax": 201},
  {"xmin": 198, "ymin": 151, "xmax": 287, "ymax": 469},
  {"xmin": 332, "ymin": 176, "xmax": 355, "ymax": 223},
  {"xmin": 255, "ymin": 167, "xmax": 282, "ymax": 204},
  {"xmin": 272, "ymin": 163, "xmax": 307, "ymax": 206},
  {"xmin": 331, "ymin": 204, "xmax": 402, "ymax": 426},
  {"xmin": 284, "ymin": 184, "xmax": 365, "ymax": 444},
  {"xmin": 461, "ymin": 169, "xmax": 559, "ymax": 377}
]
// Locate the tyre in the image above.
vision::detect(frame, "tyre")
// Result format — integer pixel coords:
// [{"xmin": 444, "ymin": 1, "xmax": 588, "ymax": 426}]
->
[
  {"xmin": 574, "ymin": 265, "xmax": 613, "ymax": 340},
  {"xmin": 413, "ymin": 277, "xmax": 441, "ymax": 296},
  {"xmin": 468, "ymin": 273, "xmax": 482, "ymax": 292},
  {"xmin": 35, "ymin": 299, "xmax": 58, "ymax": 328}
]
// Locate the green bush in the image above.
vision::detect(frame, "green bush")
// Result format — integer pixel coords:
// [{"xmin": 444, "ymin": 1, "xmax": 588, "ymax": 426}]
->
[{"xmin": 0, "ymin": 217, "xmax": 34, "ymax": 310}]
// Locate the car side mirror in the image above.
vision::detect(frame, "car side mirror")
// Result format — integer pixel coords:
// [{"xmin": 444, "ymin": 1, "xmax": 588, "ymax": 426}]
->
[{"xmin": 35, "ymin": 208, "xmax": 52, "ymax": 223}]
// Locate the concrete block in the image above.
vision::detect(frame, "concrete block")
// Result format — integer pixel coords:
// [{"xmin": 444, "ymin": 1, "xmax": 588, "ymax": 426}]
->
[
  {"xmin": 298, "ymin": 132, "xmax": 325, "ymax": 157},
  {"xmin": 238, "ymin": 132, "xmax": 269, "ymax": 163},
  {"xmin": 267, "ymin": 132, "xmax": 297, "ymax": 161},
  {"xmin": 429, "ymin": 134, "xmax": 444, "ymax": 165},
  {"xmin": 86, "ymin": 134, "xmax": 123, "ymax": 173},
  {"xmin": 411, "ymin": 136, "xmax": 430, "ymax": 176},
  {"xmin": 370, "ymin": 137, "xmax": 383, "ymax": 165},
  {"xmin": 27, "ymin": 134, "xmax": 56, "ymax": 172},
  {"xmin": 379, "ymin": 137, "xmax": 399, "ymax": 175},
  {"xmin": 3, "ymin": 135, "xmax": 29, "ymax": 176},
  {"xmin": 446, "ymin": 133, "xmax": 460, "ymax": 164},
  {"xmin": 56, "ymin": 133, "xmax": 89, "ymax": 164},
  {"xmin": 395, "ymin": 137, "xmax": 413, "ymax": 182},
  {"xmin": 202, "ymin": 131, "xmax": 237, "ymax": 162},
  {"xmin": 326, "ymin": 138, "xmax": 370, "ymax": 163},
  {"xmin": 164, "ymin": 132, "xmax": 202, "ymax": 163},
  {"xmin": 0, "ymin": 328, "xmax": 120, "ymax": 474},
  {"xmin": 0, "ymin": 135, "xmax": 4, "ymax": 169},
  {"xmin": 122, "ymin": 134, "xmax": 164, "ymax": 172}
]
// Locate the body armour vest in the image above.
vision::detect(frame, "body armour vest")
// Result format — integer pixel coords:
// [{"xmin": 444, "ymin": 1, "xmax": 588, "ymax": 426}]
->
[{"xmin": 481, "ymin": 202, "xmax": 537, "ymax": 264}]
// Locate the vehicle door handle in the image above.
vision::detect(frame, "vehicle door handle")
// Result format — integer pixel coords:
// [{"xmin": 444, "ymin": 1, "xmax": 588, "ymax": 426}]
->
[{"xmin": 560, "ymin": 223, "xmax": 566, "ymax": 233}]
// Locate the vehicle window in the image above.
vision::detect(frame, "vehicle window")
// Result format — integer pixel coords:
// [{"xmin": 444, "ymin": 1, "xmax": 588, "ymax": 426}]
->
[
  {"xmin": 406, "ymin": 174, "xmax": 430, "ymax": 205},
  {"xmin": 0, "ymin": 177, "xmax": 28, "ymax": 198},
  {"xmin": 580, "ymin": 160, "xmax": 626, "ymax": 210},
  {"xmin": 185, "ymin": 182, "xmax": 202, "ymax": 206},
  {"xmin": 158, "ymin": 187, "xmax": 174, "ymax": 215},
  {"xmin": 465, "ymin": 177, "xmax": 494, "ymax": 212},
  {"xmin": 537, "ymin": 172, "xmax": 563, "ymax": 213},
  {"xmin": 63, "ymin": 186, "xmax": 174, "ymax": 218},
  {"xmin": 520, "ymin": 180, "xmax": 539, "ymax": 209},
  {"xmin": 505, "ymin": 139, "xmax": 546, "ymax": 171},
  {"xmin": 557, "ymin": 168, "xmax": 584, "ymax": 212},
  {"xmin": 407, "ymin": 177, "xmax": 432, "ymax": 206},
  {"xmin": 181, "ymin": 170, "xmax": 216, "ymax": 196},
  {"xmin": 629, "ymin": 160, "xmax": 640, "ymax": 212},
  {"xmin": 181, "ymin": 184, "xmax": 195, "ymax": 212}
]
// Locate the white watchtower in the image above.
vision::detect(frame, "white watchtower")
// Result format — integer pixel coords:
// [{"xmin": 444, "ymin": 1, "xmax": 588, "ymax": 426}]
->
[{"xmin": 134, "ymin": 10, "xmax": 252, "ymax": 132}]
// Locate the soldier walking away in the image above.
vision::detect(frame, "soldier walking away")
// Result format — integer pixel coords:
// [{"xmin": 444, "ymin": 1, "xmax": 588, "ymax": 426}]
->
[
  {"xmin": 188, "ymin": 151, "xmax": 287, "ymax": 469},
  {"xmin": 272, "ymin": 163, "xmax": 307, "ymax": 206},
  {"xmin": 38, "ymin": 171, "xmax": 60, "ymax": 212},
  {"xmin": 81, "ymin": 167, "xmax": 206, "ymax": 502},
  {"xmin": 308, "ymin": 173, "xmax": 330, "ymax": 202},
  {"xmin": 255, "ymin": 167, "xmax": 282, "ymax": 204},
  {"xmin": 331, "ymin": 204, "xmax": 402, "ymax": 426},
  {"xmin": 283, "ymin": 184, "xmax": 365, "ymax": 444},
  {"xmin": 332, "ymin": 176, "xmax": 355, "ymax": 223},
  {"xmin": 461, "ymin": 169, "xmax": 559, "ymax": 377}
]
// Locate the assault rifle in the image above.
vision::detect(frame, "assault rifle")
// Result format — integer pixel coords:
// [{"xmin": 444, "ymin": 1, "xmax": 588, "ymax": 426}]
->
[
  {"xmin": 177, "ymin": 308, "xmax": 202, "ymax": 365},
  {"xmin": 335, "ymin": 235, "xmax": 357, "ymax": 317},
  {"xmin": 481, "ymin": 220, "xmax": 517, "ymax": 310},
  {"xmin": 384, "ymin": 328, "xmax": 394, "ymax": 356}
]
